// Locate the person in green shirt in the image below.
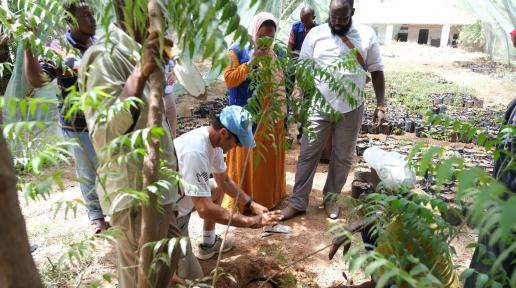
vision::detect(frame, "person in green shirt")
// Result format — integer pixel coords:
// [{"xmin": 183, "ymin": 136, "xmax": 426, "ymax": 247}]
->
[{"xmin": 79, "ymin": 4, "xmax": 180, "ymax": 287}]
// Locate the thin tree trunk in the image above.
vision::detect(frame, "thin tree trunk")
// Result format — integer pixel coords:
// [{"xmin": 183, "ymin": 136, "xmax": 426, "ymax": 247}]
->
[
  {"xmin": 0, "ymin": 120, "xmax": 43, "ymax": 288},
  {"xmin": 0, "ymin": 36, "xmax": 11, "ymax": 95},
  {"xmin": 137, "ymin": 0, "xmax": 166, "ymax": 287}
]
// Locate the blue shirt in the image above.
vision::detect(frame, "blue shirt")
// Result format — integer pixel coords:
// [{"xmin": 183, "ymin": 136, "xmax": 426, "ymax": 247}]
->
[
  {"xmin": 289, "ymin": 21, "xmax": 318, "ymax": 51},
  {"xmin": 227, "ymin": 43, "xmax": 253, "ymax": 107}
]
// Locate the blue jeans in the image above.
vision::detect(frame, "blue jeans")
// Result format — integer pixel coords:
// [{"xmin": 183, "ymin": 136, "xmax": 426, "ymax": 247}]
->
[{"xmin": 62, "ymin": 129, "xmax": 104, "ymax": 220}]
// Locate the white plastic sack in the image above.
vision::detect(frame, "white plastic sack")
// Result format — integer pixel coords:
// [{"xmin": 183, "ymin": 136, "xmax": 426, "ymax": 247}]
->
[
  {"xmin": 363, "ymin": 146, "xmax": 416, "ymax": 189},
  {"xmin": 173, "ymin": 56, "xmax": 207, "ymax": 100}
]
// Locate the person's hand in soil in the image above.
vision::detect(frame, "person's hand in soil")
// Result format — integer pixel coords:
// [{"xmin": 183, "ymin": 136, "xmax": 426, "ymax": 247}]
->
[
  {"xmin": 251, "ymin": 210, "xmax": 283, "ymax": 228},
  {"xmin": 250, "ymin": 201, "xmax": 269, "ymax": 215}
]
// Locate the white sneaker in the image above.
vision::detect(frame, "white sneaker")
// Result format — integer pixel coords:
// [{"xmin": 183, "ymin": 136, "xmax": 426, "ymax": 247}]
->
[{"xmin": 197, "ymin": 235, "xmax": 234, "ymax": 260}]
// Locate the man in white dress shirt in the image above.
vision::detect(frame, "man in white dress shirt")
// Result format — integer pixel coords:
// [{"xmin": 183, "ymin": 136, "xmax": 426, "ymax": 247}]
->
[{"xmin": 281, "ymin": 0, "xmax": 386, "ymax": 220}]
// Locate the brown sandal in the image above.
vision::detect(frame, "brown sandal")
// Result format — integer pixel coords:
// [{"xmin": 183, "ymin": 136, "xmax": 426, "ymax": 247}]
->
[{"xmin": 91, "ymin": 218, "xmax": 110, "ymax": 235}]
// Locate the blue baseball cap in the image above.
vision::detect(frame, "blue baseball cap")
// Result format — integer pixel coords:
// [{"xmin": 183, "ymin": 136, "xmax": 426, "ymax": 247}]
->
[{"xmin": 219, "ymin": 106, "xmax": 256, "ymax": 148}]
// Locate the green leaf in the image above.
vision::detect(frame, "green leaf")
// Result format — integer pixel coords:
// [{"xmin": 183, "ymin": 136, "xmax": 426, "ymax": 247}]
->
[
  {"xmin": 179, "ymin": 237, "xmax": 188, "ymax": 255},
  {"xmin": 225, "ymin": 15, "xmax": 239, "ymax": 35},
  {"xmin": 376, "ymin": 270, "xmax": 397, "ymax": 288},
  {"xmin": 453, "ymin": 120, "xmax": 460, "ymax": 131},
  {"xmin": 19, "ymin": 98, "xmax": 27, "ymax": 117},
  {"xmin": 477, "ymin": 133, "xmax": 487, "ymax": 146},
  {"xmin": 460, "ymin": 268, "xmax": 476, "ymax": 280},
  {"xmin": 364, "ymin": 260, "xmax": 385, "ymax": 276},
  {"xmin": 102, "ymin": 273, "xmax": 114, "ymax": 282},
  {"xmin": 131, "ymin": 131, "xmax": 142, "ymax": 147},
  {"xmin": 466, "ymin": 242, "xmax": 479, "ymax": 249},
  {"xmin": 153, "ymin": 240, "xmax": 164, "ymax": 257},
  {"xmin": 499, "ymin": 197, "xmax": 516, "ymax": 237},
  {"xmin": 31, "ymin": 157, "xmax": 42, "ymax": 174},
  {"xmin": 409, "ymin": 263, "xmax": 428, "ymax": 276},
  {"xmin": 28, "ymin": 99, "xmax": 37, "ymax": 116},
  {"xmin": 435, "ymin": 156, "xmax": 462, "ymax": 189},
  {"xmin": 467, "ymin": 127, "xmax": 477, "ymax": 140},
  {"xmin": 147, "ymin": 185, "xmax": 158, "ymax": 194},
  {"xmin": 168, "ymin": 237, "xmax": 178, "ymax": 256},
  {"xmin": 349, "ymin": 255, "xmax": 369, "ymax": 273},
  {"xmin": 485, "ymin": 139, "xmax": 498, "ymax": 151},
  {"xmin": 475, "ymin": 273, "xmax": 488, "ymax": 288},
  {"xmin": 419, "ymin": 146, "xmax": 443, "ymax": 176}
]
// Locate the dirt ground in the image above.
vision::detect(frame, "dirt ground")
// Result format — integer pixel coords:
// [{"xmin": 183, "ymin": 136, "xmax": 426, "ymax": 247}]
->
[
  {"xmin": 185, "ymin": 138, "xmax": 478, "ymax": 288},
  {"xmin": 21, "ymin": 42, "xmax": 514, "ymax": 287}
]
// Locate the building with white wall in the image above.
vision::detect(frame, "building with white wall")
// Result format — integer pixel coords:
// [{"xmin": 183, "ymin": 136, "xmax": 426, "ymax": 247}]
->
[{"xmin": 354, "ymin": 0, "xmax": 476, "ymax": 47}]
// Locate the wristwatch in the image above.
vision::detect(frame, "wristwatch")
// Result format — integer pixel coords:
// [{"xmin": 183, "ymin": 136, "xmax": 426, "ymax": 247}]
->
[{"xmin": 244, "ymin": 197, "xmax": 255, "ymax": 209}]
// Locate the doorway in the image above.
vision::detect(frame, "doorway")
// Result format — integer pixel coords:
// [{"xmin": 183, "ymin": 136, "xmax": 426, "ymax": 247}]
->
[{"xmin": 418, "ymin": 29, "xmax": 429, "ymax": 44}]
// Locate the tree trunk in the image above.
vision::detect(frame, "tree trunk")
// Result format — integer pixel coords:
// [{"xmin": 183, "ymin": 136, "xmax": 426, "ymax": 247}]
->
[
  {"xmin": 0, "ymin": 38, "xmax": 11, "ymax": 95},
  {"xmin": 0, "ymin": 120, "xmax": 43, "ymax": 287},
  {"xmin": 137, "ymin": 1, "xmax": 167, "ymax": 287}
]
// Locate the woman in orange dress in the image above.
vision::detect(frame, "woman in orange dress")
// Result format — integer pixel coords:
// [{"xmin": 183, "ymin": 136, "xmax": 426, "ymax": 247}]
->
[{"xmin": 222, "ymin": 12, "xmax": 286, "ymax": 210}]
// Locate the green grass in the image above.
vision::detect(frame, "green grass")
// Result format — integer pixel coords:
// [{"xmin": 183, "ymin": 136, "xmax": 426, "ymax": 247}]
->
[
  {"xmin": 385, "ymin": 69, "xmax": 475, "ymax": 97},
  {"xmin": 39, "ymin": 262, "xmax": 77, "ymax": 287},
  {"xmin": 39, "ymin": 253, "xmax": 95, "ymax": 287},
  {"xmin": 24, "ymin": 189, "xmax": 108, "ymax": 287},
  {"xmin": 367, "ymin": 70, "xmax": 476, "ymax": 115},
  {"xmin": 277, "ymin": 271, "xmax": 297, "ymax": 288}
]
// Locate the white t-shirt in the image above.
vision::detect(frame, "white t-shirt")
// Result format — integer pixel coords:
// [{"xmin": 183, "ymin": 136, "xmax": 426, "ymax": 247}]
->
[
  {"xmin": 300, "ymin": 23, "xmax": 384, "ymax": 113},
  {"xmin": 174, "ymin": 127, "xmax": 227, "ymax": 217}
]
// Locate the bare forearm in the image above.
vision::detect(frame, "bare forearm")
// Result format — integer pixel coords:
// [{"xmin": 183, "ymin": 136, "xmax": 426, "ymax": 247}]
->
[
  {"xmin": 118, "ymin": 66, "xmax": 148, "ymax": 129},
  {"xmin": 220, "ymin": 178, "xmax": 251, "ymax": 206},
  {"xmin": 120, "ymin": 66, "xmax": 147, "ymax": 100},
  {"xmin": 371, "ymin": 71, "xmax": 385, "ymax": 106},
  {"xmin": 199, "ymin": 205, "xmax": 257, "ymax": 228},
  {"xmin": 23, "ymin": 50, "xmax": 48, "ymax": 88}
]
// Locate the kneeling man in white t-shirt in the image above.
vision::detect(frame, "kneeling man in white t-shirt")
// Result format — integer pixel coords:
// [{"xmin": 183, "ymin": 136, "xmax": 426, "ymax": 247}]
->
[{"xmin": 173, "ymin": 105, "xmax": 283, "ymax": 280}]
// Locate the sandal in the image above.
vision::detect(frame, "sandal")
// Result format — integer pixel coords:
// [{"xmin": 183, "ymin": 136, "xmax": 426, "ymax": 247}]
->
[{"xmin": 91, "ymin": 218, "xmax": 110, "ymax": 235}]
